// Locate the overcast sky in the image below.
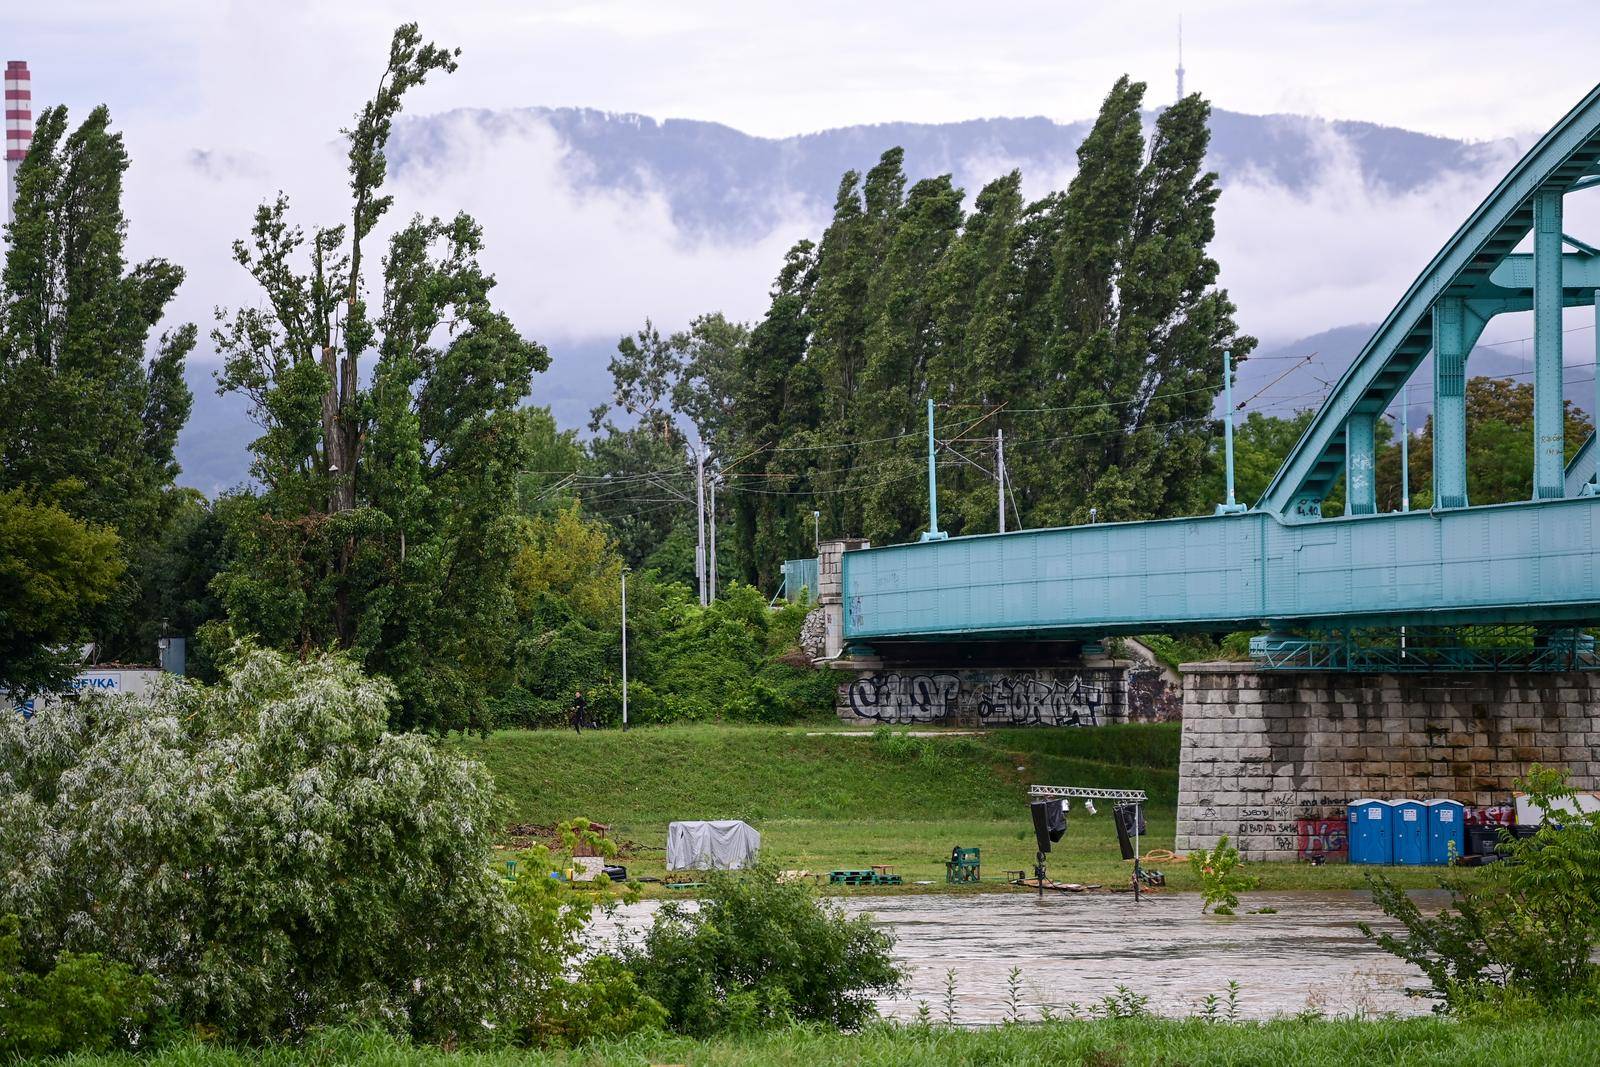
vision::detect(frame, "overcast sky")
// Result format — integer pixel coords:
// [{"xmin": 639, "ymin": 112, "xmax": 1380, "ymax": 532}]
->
[
  {"xmin": 10, "ymin": 1, "xmax": 1600, "ymax": 141},
  {"xmin": 7, "ymin": 1, "xmax": 1600, "ymax": 371}
]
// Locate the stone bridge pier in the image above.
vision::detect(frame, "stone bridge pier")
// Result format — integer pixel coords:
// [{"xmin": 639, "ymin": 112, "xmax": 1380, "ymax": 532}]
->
[{"xmin": 1175, "ymin": 664, "xmax": 1600, "ymax": 861}]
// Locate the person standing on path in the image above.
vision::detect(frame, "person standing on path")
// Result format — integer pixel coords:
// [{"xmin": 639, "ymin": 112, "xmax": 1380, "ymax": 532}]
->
[{"xmin": 570, "ymin": 690, "xmax": 587, "ymax": 734}]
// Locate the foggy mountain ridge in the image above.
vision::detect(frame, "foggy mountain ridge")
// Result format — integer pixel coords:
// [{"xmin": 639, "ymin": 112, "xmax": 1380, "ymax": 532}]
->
[
  {"xmin": 173, "ymin": 104, "xmax": 1520, "ymax": 494},
  {"xmin": 385, "ymin": 104, "xmax": 1512, "ymax": 240}
]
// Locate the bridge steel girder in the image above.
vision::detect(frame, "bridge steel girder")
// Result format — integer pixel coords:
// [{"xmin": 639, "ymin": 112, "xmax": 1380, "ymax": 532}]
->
[
  {"xmin": 1259, "ymin": 83, "xmax": 1600, "ymax": 520},
  {"xmin": 1535, "ymin": 188, "xmax": 1567, "ymax": 499},
  {"xmin": 1431, "ymin": 297, "xmax": 1485, "ymax": 509},
  {"xmin": 839, "ymin": 497, "xmax": 1600, "ymax": 643},
  {"xmin": 1344, "ymin": 411, "xmax": 1377, "ymax": 515}
]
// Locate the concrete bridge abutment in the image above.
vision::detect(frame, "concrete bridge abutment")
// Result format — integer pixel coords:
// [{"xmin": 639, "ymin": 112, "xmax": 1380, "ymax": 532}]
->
[{"xmin": 1175, "ymin": 664, "xmax": 1600, "ymax": 861}]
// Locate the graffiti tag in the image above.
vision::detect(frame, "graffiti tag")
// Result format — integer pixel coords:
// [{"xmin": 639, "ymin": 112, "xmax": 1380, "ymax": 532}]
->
[
  {"xmin": 845, "ymin": 673, "xmax": 961, "ymax": 724},
  {"xmin": 843, "ymin": 670, "xmax": 1106, "ymax": 727},
  {"xmin": 974, "ymin": 674, "xmax": 1104, "ymax": 727},
  {"xmin": 1296, "ymin": 817, "xmax": 1349, "ymax": 860}
]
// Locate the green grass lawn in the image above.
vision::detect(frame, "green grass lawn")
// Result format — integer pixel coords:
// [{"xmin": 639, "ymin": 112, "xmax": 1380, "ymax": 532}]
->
[
  {"xmin": 455, "ymin": 723, "xmax": 1475, "ymax": 893},
  {"xmin": 69, "ymin": 1017, "xmax": 1600, "ymax": 1066}
]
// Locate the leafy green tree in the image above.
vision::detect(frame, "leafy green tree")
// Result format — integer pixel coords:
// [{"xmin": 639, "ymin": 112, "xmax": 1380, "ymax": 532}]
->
[
  {"xmin": 0, "ymin": 646, "xmax": 526, "ymax": 1042},
  {"xmin": 0, "ymin": 103, "xmax": 194, "ymax": 663},
  {"xmin": 581, "ymin": 411, "xmax": 695, "ymax": 576},
  {"xmin": 0, "ymin": 915, "xmax": 156, "ymax": 1059},
  {"xmin": 211, "ymin": 24, "xmax": 547, "ymax": 730},
  {"xmin": 1406, "ymin": 377, "xmax": 1593, "ymax": 508},
  {"xmin": 709, "ymin": 78, "xmax": 1247, "ymax": 574},
  {"xmin": 585, "ymin": 314, "xmax": 750, "ymax": 585},
  {"xmin": 1200, "ymin": 411, "xmax": 1314, "ymax": 509},
  {"xmin": 1025, "ymin": 83, "xmax": 1248, "ymax": 526},
  {"xmin": 1361, "ymin": 766, "xmax": 1600, "ymax": 1016},
  {"xmin": 728, "ymin": 241, "xmax": 822, "ymax": 589},
  {"xmin": 0, "ymin": 491, "xmax": 123, "ymax": 697},
  {"xmin": 113, "ymin": 489, "xmax": 231, "ymax": 681},
  {"xmin": 512, "ymin": 502, "xmax": 624, "ymax": 627},
  {"xmin": 503, "ymin": 818, "xmax": 664, "ymax": 1044}
]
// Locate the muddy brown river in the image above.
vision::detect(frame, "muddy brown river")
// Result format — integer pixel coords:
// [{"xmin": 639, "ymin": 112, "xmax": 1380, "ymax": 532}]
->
[{"xmin": 594, "ymin": 890, "xmax": 1434, "ymax": 1022}]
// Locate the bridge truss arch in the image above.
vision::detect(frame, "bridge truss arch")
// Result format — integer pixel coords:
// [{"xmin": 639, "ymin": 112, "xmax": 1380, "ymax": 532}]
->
[{"xmin": 1261, "ymin": 83, "xmax": 1600, "ymax": 519}]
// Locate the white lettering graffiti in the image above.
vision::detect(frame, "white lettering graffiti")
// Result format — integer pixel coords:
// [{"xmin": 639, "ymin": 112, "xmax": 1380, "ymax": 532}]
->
[
  {"xmin": 845, "ymin": 671, "xmax": 1105, "ymax": 727},
  {"xmin": 974, "ymin": 674, "xmax": 1103, "ymax": 727}
]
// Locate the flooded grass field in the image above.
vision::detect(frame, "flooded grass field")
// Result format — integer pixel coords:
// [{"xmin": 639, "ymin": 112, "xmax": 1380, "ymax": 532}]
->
[{"xmin": 596, "ymin": 889, "xmax": 1432, "ymax": 1022}]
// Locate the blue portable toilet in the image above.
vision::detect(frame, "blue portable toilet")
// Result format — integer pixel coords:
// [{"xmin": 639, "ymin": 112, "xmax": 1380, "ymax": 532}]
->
[
  {"xmin": 1424, "ymin": 799, "xmax": 1466, "ymax": 865},
  {"xmin": 1391, "ymin": 799, "xmax": 1428, "ymax": 865},
  {"xmin": 1347, "ymin": 799, "xmax": 1392, "ymax": 864}
]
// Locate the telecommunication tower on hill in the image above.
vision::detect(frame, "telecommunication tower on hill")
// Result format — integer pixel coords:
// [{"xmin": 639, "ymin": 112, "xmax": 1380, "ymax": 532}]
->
[
  {"xmin": 1175, "ymin": 17, "xmax": 1186, "ymax": 103},
  {"xmin": 5, "ymin": 61, "xmax": 31, "ymax": 226}
]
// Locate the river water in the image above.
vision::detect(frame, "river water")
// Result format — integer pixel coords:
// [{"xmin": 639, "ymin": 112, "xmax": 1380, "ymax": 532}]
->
[{"xmin": 593, "ymin": 890, "xmax": 1434, "ymax": 1022}]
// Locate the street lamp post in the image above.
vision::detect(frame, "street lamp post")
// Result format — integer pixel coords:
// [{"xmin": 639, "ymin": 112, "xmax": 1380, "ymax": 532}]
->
[{"xmin": 621, "ymin": 567, "xmax": 630, "ymax": 731}]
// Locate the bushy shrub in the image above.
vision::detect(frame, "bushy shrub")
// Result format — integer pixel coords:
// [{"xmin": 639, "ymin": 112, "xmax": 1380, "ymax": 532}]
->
[
  {"xmin": 616, "ymin": 864, "xmax": 902, "ymax": 1035},
  {"xmin": 503, "ymin": 819, "xmax": 665, "ymax": 1044},
  {"xmin": 0, "ymin": 646, "xmax": 525, "ymax": 1043},
  {"xmin": 1360, "ymin": 766, "xmax": 1600, "ymax": 1017},
  {"xmin": 0, "ymin": 914, "xmax": 158, "ymax": 1058},
  {"xmin": 504, "ymin": 561, "xmax": 832, "ymax": 728},
  {"xmin": 1188, "ymin": 835, "xmax": 1255, "ymax": 915}
]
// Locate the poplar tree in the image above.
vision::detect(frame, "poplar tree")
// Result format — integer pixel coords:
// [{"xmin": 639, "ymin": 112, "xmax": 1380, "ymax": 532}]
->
[
  {"xmin": 1031, "ymin": 81, "xmax": 1247, "ymax": 524},
  {"xmin": 729, "ymin": 240, "xmax": 821, "ymax": 588},
  {"xmin": 0, "ymin": 103, "xmax": 195, "ymax": 662},
  {"xmin": 591, "ymin": 76, "xmax": 1250, "ymax": 585},
  {"xmin": 211, "ymin": 25, "xmax": 548, "ymax": 731}
]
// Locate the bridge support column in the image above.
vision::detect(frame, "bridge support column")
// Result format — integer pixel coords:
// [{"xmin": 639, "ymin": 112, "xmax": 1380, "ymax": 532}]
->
[
  {"xmin": 1432, "ymin": 296, "xmax": 1475, "ymax": 509},
  {"xmin": 816, "ymin": 538, "xmax": 869, "ymax": 659},
  {"xmin": 1534, "ymin": 187, "xmax": 1566, "ymax": 499},
  {"xmin": 1175, "ymin": 664, "xmax": 1600, "ymax": 861},
  {"xmin": 1344, "ymin": 412, "xmax": 1376, "ymax": 515}
]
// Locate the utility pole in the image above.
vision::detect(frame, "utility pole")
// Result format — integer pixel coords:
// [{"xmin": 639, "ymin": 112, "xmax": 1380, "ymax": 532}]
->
[
  {"xmin": 708, "ymin": 474, "xmax": 719, "ymax": 601},
  {"xmin": 620, "ymin": 567, "xmax": 629, "ymax": 730},
  {"xmin": 920, "ymin": 398, "xmax": 947, "ymax": 541},
  {"xmin": 1215, "ymin": 350, "xmax": 1247, "ymax": 514},
  {"xmin": 1400, "ymin": 381, "xmax": 1411, "ymax": 512},
  {"xmin": 997, "ymin": 427, "xmax": 1008, "ymax": 534},
  {"xmin": 695, "ymin": 448, "xmax": 707, "ymax": 606},
  {"xmin": 813, "ymin": 509, "xmax": 820, "ymax": 546}
]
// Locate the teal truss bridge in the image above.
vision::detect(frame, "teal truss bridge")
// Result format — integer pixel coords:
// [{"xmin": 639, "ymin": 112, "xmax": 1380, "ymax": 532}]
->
[{"xmin": 795, "ymin": 82, "xmax": 1600, "ymax": 672}]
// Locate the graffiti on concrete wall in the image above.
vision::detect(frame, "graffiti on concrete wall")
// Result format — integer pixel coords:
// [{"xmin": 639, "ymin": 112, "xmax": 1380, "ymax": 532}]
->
[
  {"xmin": 1465, "ymin": 803, "xmax": 1513, "ymax": 827},
  {"xmin": 973, "ymin": 674, "xmax": 1104, "ymax": 726},
  {"xmin": 1125, "ymin": 666, "xmax": 1181, "ymax": 722},
  {"xmin": 844, "ymin": 670, "xmax": 1106, "ymax": 727},
  {"xmin": 845, "ymin": 672, "xmax": 962, "ymax": 725},
  {"xmin": 1296, "ymin": 817, "xmax": 1349, "ymax": 860}
]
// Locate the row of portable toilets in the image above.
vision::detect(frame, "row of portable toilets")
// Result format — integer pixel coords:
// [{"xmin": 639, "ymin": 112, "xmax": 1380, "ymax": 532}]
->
[{"xmin": 1347, "ymin": 798, "xmax": 1466, "ymax": 865}]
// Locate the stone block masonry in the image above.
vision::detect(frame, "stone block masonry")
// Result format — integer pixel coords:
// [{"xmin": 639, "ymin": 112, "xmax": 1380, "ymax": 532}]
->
[{"xmin": 1175, "ymin": 664, "xmax": 1600, "ymax": 861}]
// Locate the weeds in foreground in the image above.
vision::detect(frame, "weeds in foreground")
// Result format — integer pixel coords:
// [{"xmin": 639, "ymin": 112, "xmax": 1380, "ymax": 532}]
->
[
  {"xmin": 1004, "ymin": 966, "xmax": 1026, "ymax": 1025},
  {"xmin": 1188, "ymin": 834, "xmax": 1257, "ymax": 915}
]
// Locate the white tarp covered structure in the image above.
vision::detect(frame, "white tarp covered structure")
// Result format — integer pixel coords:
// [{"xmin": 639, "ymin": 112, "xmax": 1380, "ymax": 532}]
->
[{"xmin": 666, "ymin": 820, "xmax": 760, "ymax": 871}]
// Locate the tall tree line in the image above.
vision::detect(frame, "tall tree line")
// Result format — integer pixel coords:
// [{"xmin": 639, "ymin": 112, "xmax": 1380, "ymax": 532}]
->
[
  {"xmin": 0, "ymin": 102, "xmax": 196, "ymax": 689},
  {"xmin": 597, "ymin": 77, "xmax": 1251, "ymax": 590}
]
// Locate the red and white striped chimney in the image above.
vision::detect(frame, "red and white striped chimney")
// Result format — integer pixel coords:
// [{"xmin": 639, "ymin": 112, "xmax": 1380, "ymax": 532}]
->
[{"xmin": 5, "ymin": 61, "xmax": 31, "ymax": 226}]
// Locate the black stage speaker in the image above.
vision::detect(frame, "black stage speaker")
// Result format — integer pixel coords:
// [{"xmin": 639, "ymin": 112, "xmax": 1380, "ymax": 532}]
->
[{"xmin": 1030, "ymin": 799, "xmax": 1066, "ymax": 854}]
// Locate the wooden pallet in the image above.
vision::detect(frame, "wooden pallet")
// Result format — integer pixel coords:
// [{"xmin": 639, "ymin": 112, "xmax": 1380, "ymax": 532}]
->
[{"xmin": 828, "ymin": 869, "xmax": 904, "ymax": 886}]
